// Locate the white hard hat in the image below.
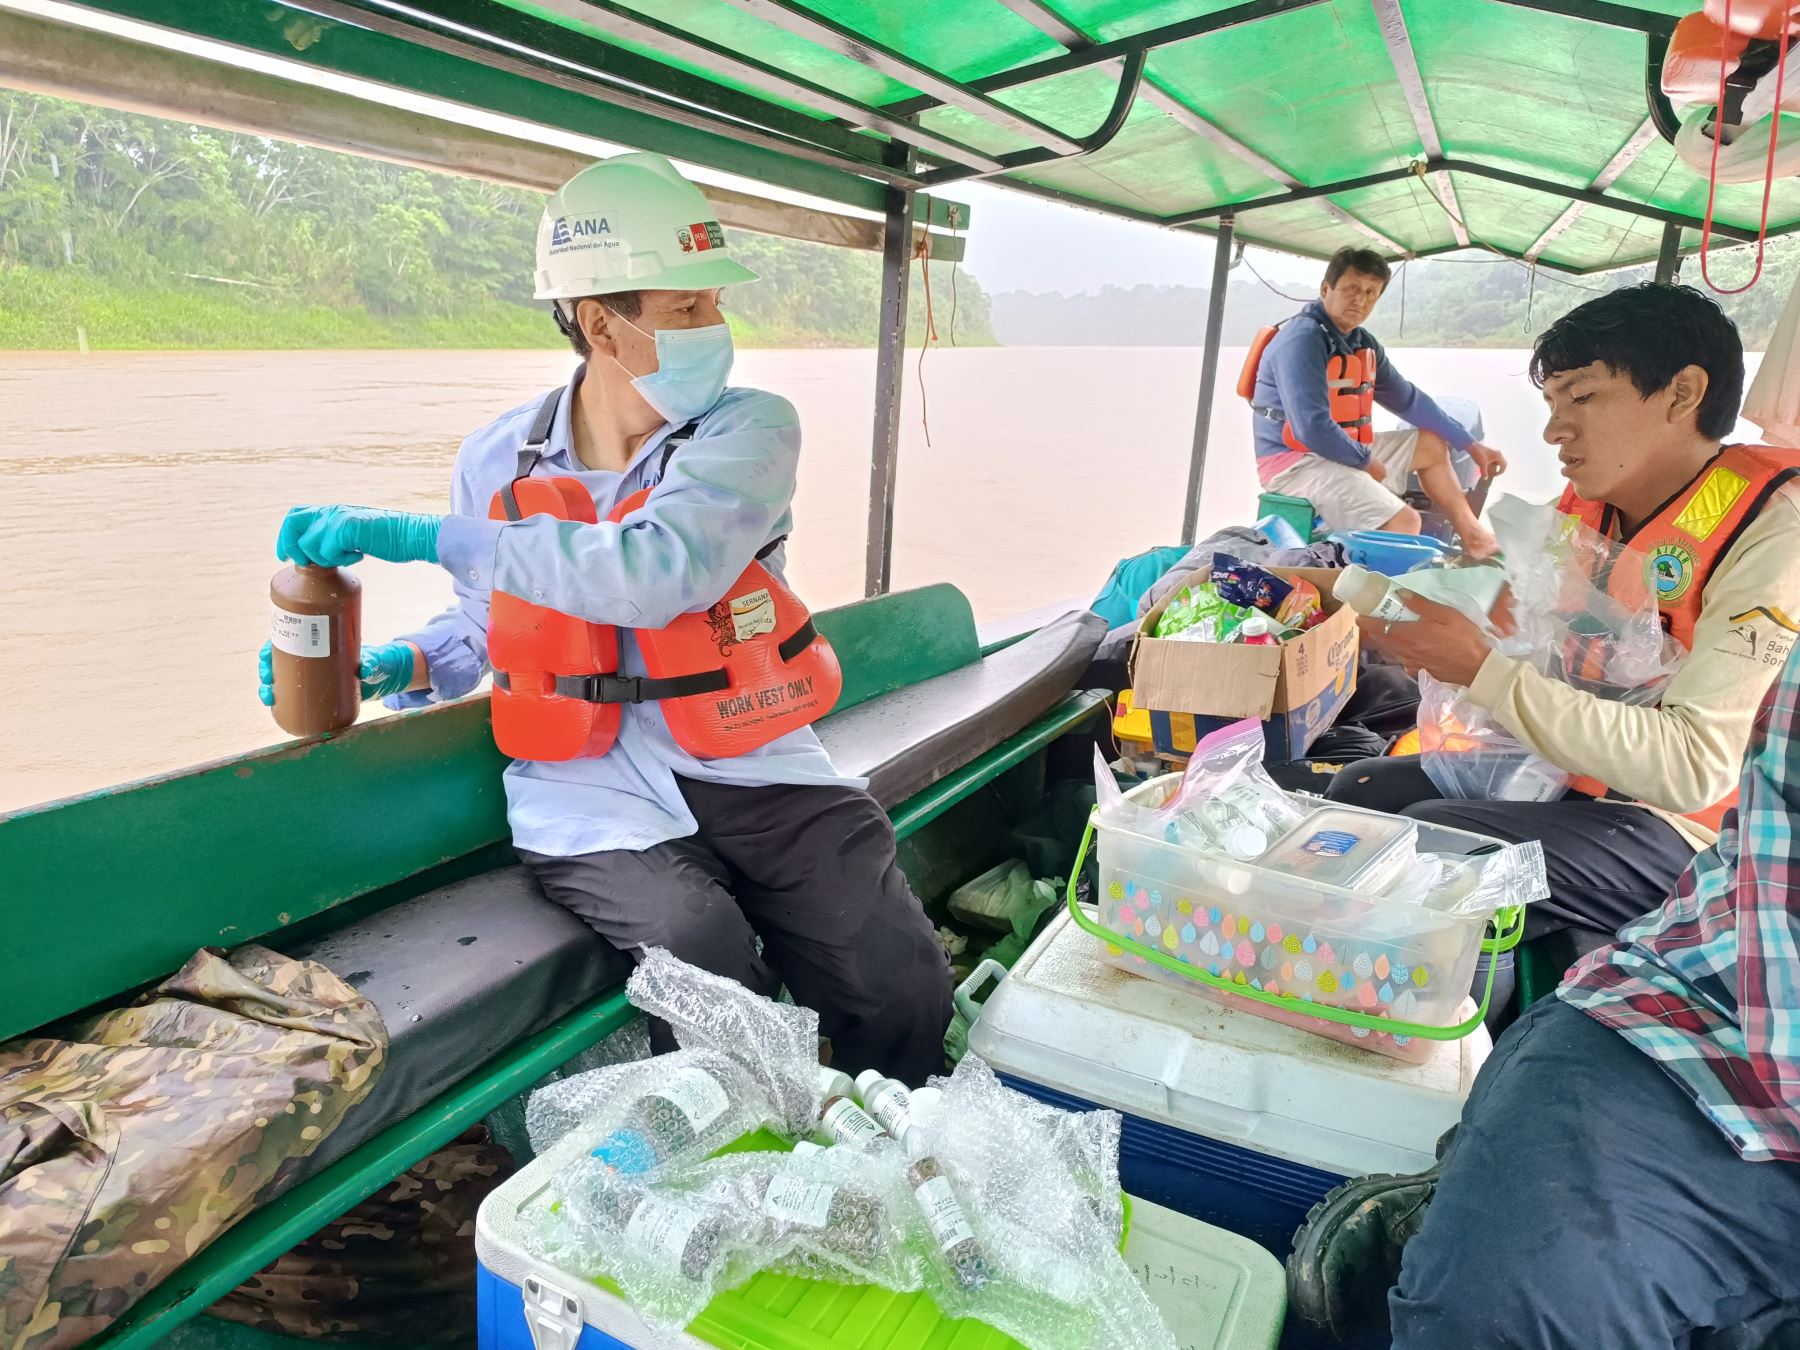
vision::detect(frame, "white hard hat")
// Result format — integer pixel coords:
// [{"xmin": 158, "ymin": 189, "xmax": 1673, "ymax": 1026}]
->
[{"xmin": 533, "ymin": 152, "xmax": 758, "ymax": 300}]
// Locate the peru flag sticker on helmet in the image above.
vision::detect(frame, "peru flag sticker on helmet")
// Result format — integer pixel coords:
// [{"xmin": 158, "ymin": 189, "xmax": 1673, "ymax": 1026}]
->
[{"xmin": 679, "ymin": 221, "xmax": 724, "ymax": 253}]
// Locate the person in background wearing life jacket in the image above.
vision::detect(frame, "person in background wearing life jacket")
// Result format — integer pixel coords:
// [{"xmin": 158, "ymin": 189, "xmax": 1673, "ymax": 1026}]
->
[
  {"xmin": 1249, "ymin": 245, "xmax": 1508, "ymax": 556},
  {"xmin": 1333, "ymin": 282, "xmax": 1800, "ymax": 1023},
  {"xmin": 256, "ymin": 153, "xmax": 951, "ymax": 1084}
]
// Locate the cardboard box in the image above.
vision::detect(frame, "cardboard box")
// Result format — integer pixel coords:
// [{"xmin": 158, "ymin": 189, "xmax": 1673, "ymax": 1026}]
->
[{"xmin": 1132, "ymin": 566, "xmax": 1358, "ymax": 761}]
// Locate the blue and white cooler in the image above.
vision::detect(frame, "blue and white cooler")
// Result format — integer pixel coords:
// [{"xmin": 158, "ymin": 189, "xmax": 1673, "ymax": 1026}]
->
[
  {"xmin": 477, "ymin": 1131, "xmax": 1289, "ymax": 1350},
  {"xmin": 958, "ymin": 909, "xmax": 1489, "ymax": 1258}
]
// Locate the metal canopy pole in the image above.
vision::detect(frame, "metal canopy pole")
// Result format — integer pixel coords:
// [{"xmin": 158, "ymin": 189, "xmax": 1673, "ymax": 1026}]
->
[
  {"xmin": 528, "ymin": 0, "xmax": 1007, "ymax": 172},
  {"xmin": 883, "ymin": 0, "xmax": 1328, "ymax": 112},
  {"xmin": 1441, "ymin": 158, "xmax": 1762, "ymax": 242},
  {"xmin": 1168, "ymin": 160, "xmax": 1766, "ymax": 245},
  {"xmin": 1525, "ymin": 114, "xmax": 1659, "ymax": 262},
  {"xmin": 1165, "ymin": 166, "xmax": 1418, "ymax": 225},
  {"xmin": 1182, "ymin": 217, "xmax": 1236, "ymax": 546},
  {"xmin": 1370, "ymin": 0, "xmax": 1469, "ymax": 247},
  {"xmin": 1655, "ymin": 221, "xmax": 1683, "ymax": 283},
  {"xmin": 974, "ymin": 0, "xmax": 1405, "ymax": 254},
  {"xmin": 718, "ymin": 0, "xmax": 1085, "ymax": 154},
  {"xmin": 866, "ymin": 154, "xmax": 917, "ymax": 597},
  {"xmin": 268, "ymin": 0, "xmax": 922, "ymax": 186},
  {"xmin": 918, "ymin": 50, "xmax": 1146, "ymax": 186}
]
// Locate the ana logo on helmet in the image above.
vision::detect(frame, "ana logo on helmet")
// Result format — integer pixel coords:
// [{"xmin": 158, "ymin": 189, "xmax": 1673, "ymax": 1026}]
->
[{"xmin": 548, "ymin": 215, "xmax": 614, "ymax": 253}]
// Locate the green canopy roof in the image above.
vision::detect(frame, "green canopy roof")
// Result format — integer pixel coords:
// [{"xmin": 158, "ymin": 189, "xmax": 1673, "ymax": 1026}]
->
[{"xmin": 50, "ymin": 0, "xmax": 1800, "ymax": 272}]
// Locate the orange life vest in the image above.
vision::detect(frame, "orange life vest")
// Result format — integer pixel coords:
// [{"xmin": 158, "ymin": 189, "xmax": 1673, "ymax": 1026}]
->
[
  {"xmin": 485, "ymin": 388, "xmax": 842, "ymax": 763},
  {"xmin": 1240, "ymin": 320, "xmax": 1377, "ymax": 456},
  {"xmin": 1557, "ymin": 444, "xmax": 1800, "ymax": 830}
]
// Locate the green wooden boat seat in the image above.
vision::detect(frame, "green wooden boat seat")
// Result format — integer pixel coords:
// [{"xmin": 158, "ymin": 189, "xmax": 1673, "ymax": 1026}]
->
[
  {"xmin": 2, "ymin": 584, "xmax": 1108, "ymax": 1350},
  {"xmin": 284, "ymin": 868, "xmax": 634, "ymax": 1180},
  {"xmin": 268, "ymin": 603, "xmax": 1106, "ymax": 1191},
  {"xmin": 817, "ymin": 607, "xmax": 1105, "ymax": 805}
]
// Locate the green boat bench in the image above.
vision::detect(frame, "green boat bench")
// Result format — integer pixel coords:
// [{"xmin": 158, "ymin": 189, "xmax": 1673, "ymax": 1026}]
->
[{"xmin": 0, "ymin": 584, "xmax": 1107, "ymax": 1350}]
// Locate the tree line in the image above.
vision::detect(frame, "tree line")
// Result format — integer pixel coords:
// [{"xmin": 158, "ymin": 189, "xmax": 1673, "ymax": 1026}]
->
[{"xmin": 0, "ymin": 90, "xmax": 995, "ymax": 350}]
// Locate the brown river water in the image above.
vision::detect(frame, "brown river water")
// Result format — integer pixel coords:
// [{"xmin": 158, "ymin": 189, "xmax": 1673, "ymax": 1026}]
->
[{"xmin": 0, "ymin": 344, "xmax": 1598, "ymax": 812}]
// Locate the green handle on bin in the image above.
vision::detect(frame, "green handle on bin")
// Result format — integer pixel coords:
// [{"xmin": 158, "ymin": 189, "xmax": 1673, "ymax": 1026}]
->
[
  {"xmin": 953, "ymin": 959, "xmax": 1009, "ymax": 1026},
  {"xmin": 1064, "ymin": 811, "xmax": 1524, "ymax": 1042}
]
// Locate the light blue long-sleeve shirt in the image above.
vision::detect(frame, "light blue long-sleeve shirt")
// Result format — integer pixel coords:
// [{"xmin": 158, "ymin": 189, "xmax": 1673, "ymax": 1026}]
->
[
  {"xmin": 1252, "ymin": 299, "xmax": 1474, "ymax": 483},
  {"xmin": 393, "ymin": 365, "xmax": 858, "ymax": 858}
]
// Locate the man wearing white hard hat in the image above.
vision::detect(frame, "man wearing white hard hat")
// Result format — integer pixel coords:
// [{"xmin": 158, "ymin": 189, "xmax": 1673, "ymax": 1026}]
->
[{"xmin": 262, "ymin": 153, "xmax": 953, "ymax": 1083}]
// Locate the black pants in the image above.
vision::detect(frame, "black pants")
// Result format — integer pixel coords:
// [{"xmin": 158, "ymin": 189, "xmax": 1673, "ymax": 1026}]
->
[
  {"xmin": 520, "ymin": 778, "xmax": 953, "ymax": 1086},
  {"xmin": 1393, "ymin": 997, "xmax": 1800, "ymax": 1349},
  {"xmin": 1327, "ymin": 756, "xmax": 1696, "ymax": 942}
]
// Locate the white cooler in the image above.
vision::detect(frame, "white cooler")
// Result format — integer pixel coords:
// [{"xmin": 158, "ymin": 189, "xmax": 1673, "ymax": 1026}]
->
[
  {"xmin": 960, "ymin": 909, "xmax": 1487, "ymax": 1256},
  {"xmin": 477, "ymin": 1132, "xmax": 1289, "ymax": 1350}
]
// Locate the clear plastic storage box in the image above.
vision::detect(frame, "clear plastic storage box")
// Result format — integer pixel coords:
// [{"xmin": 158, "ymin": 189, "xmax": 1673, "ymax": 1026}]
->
[{"xmin": 1072, "ymin": 777, "xmax": 1528, "ymax": 1062}]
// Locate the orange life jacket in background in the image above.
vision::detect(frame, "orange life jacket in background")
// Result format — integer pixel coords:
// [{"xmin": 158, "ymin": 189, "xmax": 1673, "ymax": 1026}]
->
[
  {"xmin": 485, "ymin": 388, "xmax": 842, "ymax": 763},
  {"xmin": 1557, "ymin": 444, "xmax": 1800, "ymax": 830},
  {"xmin": 1240, "ymin": 321, "xmax": 1378, "ymax": 456},
  {"xmin": 1235, "ymin": 324, "xmax": 1283, "ymax": 401}
]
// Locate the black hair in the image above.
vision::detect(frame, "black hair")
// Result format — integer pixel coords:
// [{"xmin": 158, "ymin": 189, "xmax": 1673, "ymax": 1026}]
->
[
  {"xmin": 553, "ymin": 289, "xmax": 644, "ymax": 358},
  {"xmin": 1529, "ymin": 282, "xmax": 1743, "ymax": 440},
  {"xmin": 1323, "ymin": 246, "xmax": 1391, "ymax": 289}
]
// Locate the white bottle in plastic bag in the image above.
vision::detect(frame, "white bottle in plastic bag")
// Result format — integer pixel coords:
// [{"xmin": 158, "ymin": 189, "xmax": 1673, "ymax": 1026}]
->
[
  {"xmin": 818, "ymin": 1095, "xmax": 888, "ymax": 1149},
  {"xmin": 855, "ymin": 1071, "xmax": 915, "ymax": 1138},
  {"xmin": 816, "ymin": 1065, "xmax": 856, "ymax": 1106},
  {"xmin": 1334, "ymin": 563, "xmax": 1506, "ymax": 628}
]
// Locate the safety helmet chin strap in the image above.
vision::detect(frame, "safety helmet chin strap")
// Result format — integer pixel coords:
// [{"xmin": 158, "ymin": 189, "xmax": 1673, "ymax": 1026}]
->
[
  {"xmin": 552, "ymin": 297, "xmax": 635, "ymax": 352},
  {"xmin": 552, "ymin": 298, "xmax": 581, "ymax": 342}
]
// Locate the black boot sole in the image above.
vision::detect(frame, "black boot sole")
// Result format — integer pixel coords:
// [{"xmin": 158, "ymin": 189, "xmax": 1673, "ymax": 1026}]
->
[{"xmin": 1285, "ymin": 1169, "xmax": 1439, "ymax": 1342}]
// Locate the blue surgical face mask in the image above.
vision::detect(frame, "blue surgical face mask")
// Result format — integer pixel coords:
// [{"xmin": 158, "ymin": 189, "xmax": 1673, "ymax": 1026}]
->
[{"xmin": 608, "ymin": 309, "xmax": 734, "ymax": 424}]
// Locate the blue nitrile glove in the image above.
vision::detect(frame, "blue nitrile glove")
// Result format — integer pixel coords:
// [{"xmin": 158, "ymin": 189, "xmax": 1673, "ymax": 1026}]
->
[
  {"xmin": 258, "ymin": 640, "xmax": 416, "ymax": 705},
  {"xmin": 277, "ymin": 505, "xmax": 443, "ymax": 568}
]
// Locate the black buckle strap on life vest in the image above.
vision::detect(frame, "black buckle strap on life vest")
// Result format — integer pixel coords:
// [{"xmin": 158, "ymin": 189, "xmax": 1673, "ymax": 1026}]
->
[
  {"xmin": 499, "ymin": 387, "xmax": 566, "ymax": 522},
  {"xmin": 491, "ymin": 620, "xmax": 819, "ymax": 706},
  {"xmin": 656, "ymin": 421, "xmax": 697, "ymax": 480},
  {"xmin": 1251, "ymin": 405, "xmax": 1370, "ymax": 431},
  {"xmin": 493, "ymin": 669, "xmax": 730, "ymax": 703}
]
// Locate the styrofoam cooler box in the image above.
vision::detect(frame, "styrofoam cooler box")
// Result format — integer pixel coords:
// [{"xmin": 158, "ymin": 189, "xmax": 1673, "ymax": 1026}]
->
[
  {"xmin": 964, "ymin": 910, "xmax": 1488, "ymax": 1259},
  {"xmin": 477, "ymin": 1135, "xmax": 1288, "ymax": 1350}
]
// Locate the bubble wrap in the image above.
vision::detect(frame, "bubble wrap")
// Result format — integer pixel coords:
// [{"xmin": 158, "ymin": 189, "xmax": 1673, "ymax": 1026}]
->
[
  {"xmin": 627, "ymin": 948, "xmax": 824, "ymax": 1135},
  {"xmin": 486, "ymin": 1017, "xmax": 652, "ymax": 1164},
  {"xmin": 906, "ymin": 1056, "xmax": 1177, "ymax": 1350},
  {"xmin": 687, "ymin": 1146, "xmax": 922, "ymax": 1290},
  {"xmin": 524, "ymin": 1049, "xmax": 780, "ymax": 1176},
  {"xmin": 1001, "ymin": 1087, "xmax": 1126, "ymax": 1244},
  {"xmin": 522, "ymin": 1157, "xmax": 764, "ymax": 1331}
]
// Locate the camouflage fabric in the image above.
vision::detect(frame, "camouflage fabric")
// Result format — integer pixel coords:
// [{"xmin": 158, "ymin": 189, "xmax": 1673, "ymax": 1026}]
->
[
  {"xmin": 0, "ymin": 945, "xmax": 386, "ymax": 1350},
  {"xmin": 206, "ymin": 1128, "xmax": 513, "ymax": 1342}
]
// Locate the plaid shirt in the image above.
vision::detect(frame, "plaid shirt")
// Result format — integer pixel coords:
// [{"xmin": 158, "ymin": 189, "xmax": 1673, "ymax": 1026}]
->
[{"xmin": 1560, "ymin": 649, "xmax": 1800, "ymax": 1164}]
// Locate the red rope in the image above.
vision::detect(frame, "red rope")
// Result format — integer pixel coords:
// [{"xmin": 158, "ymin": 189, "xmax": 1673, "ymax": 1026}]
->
[
  {"xmin": 914, "ymin": 225, "xmax": 936, "ymax": 447},
  {"xmin": 1700, "ymin": 0, "xmax": 1792, "ymax": 294}
]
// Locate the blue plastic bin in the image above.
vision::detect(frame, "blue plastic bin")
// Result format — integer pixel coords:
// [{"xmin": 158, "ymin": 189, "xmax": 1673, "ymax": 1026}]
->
[
  {"xmin": 1339, "ymin": 530, "xmax": 1452, "ymax": 576},
  {"xmin": 960, "ymin": 913, "xmax": 1492, "ymax": 1350}
]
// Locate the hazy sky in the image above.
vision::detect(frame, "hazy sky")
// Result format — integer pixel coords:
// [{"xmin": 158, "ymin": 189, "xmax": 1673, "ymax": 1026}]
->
[{"xmin": 953, "ymin": 180, "xmax": 1324, "ymax": 296}]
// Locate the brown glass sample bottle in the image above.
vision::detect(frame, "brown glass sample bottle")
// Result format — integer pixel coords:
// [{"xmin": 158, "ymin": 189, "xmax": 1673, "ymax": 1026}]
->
[{"xmin": 269, "ymin": 565, "xmax": 361, "ymax": 737}]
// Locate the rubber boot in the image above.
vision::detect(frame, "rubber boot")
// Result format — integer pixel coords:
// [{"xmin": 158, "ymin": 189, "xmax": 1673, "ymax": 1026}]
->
[{"xmin": 1284, "ymin": 1127, "xmax": 1456, "ymax": 1342}]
